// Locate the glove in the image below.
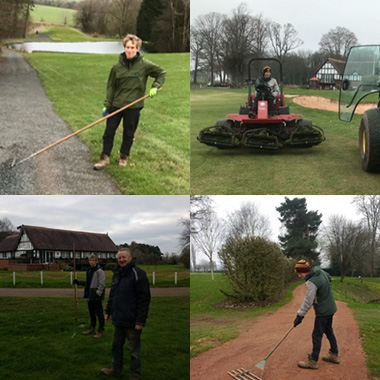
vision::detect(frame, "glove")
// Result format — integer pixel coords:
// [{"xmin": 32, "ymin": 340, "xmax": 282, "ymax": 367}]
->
[
  {"xmin": 102, "ymin": 107, "xmax": 109, "ymax": 117},
  {"xmin": 73, "ymin": 279, "xmax": 79, "ymax": 285},
  {"xmin": 294, "ymin": 314, "xmax": 304, "ymax": 327},
  {"xmin": 149, "ymin": 88, "xmax": 159, "ymax": 98}
]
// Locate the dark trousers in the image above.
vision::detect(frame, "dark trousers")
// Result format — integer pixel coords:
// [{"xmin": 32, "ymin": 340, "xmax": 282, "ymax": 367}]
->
[
  {"xmin": 102, "ymin": 107, "xmax": 141, "ymax": 157},
  {"xmin": 88, "ymin": 300, "xmax": 105, "ymax": 331},
  {"xmin": 311, "ymin": 314, "xmax": 338, "ymax": 361},
  {"xmin": 112, "ymin": 325, "xmax": 142, "ymax": 376},
  {"xmin": 253, "ymin": 94, "xmax": 274, "ymax": 114}
]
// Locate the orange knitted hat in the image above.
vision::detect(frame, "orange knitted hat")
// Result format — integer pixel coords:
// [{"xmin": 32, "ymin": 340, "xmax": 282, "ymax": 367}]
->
[{"xmin": 294, "ymin": 259, "xmax": 311, "ymax": 273}]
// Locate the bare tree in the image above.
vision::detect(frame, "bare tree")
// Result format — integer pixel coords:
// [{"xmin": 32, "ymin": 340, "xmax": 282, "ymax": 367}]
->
[
  {"xmin": 321, "ymin": 215, "xmax": 370, "ymax": 281},
  {"xmin": 269, "ymin": 22, "xmax": 303, "ymax": 63},
  {"xmin": 193, "ymin": 12, "xmax": 224, "ymax": 85},
  {"xmin": 191, "ymin": 27, "xmax": 204, "ymax": 84},
  {"xmin": 251, "ymin": 13, "xmax": 270, "ymax": 57},
  {"xmin": 0, "ymin": 217, "xmax": 17, "ymax": 242},
  {"xmin": 191, "ymin": 211, "xmax": 224, "ymax": 280},
  {"xmin": 226, "ymin": 201, "xmax": 271, "ymax": 240},
  {"xmin": 319, "ymin": 26, "xmax": 358, "ymax": 59},
  {"xmin": 353, "ymin": 195, "xmax": 380, "ymax": 277}
]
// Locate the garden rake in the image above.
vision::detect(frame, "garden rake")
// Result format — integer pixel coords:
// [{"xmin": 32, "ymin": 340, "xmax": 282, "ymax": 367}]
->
[{"xmin": 228, "ymin": 326, "xmax": 294, "ymax": 380}]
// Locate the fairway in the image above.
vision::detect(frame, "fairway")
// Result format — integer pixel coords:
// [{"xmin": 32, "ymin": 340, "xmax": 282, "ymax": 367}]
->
[
  {"xmin": 190, "ymin": 87, "xmax": 380, "ymax": 195},
  {"xmin": 0, "ymin": 296, "xmax": 189, "ymax": 380}
]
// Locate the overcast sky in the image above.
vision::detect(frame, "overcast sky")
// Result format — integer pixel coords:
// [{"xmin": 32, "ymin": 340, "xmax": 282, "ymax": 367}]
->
[
  {"xmin": 0, "ymin": 196, "xmax": 189, "ymax": 254},
  {"xmin": 191, "ymin": 0, "xmax": 380, "ymax": 52}
]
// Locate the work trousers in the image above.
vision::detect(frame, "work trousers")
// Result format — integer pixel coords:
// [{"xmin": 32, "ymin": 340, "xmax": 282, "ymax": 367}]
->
[
  {"xmin": 311, "ymin": 314, "xmax": 338, "ymax": 361},
  {"xmin": 102, "ymin": 107, "xmax": 141, "ymax": 157},
  {"xmin": 112, "ymin": 325, "xmax": 142, "ymax": 376},
  {"xmin": 253, "ymin": 94, "xmax": 274, "ymax": 114},
  {"xmin": 88, "ymin": 299, "xmax": 105, "ymax": 331}
]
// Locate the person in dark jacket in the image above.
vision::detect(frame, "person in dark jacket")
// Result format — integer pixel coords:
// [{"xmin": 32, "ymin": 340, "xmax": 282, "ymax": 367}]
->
[
  {"xmin": 101, "ymin": 248, "xmax": 151, "ymax": 380},
  {"xmin": 73, "ymin": 253, "xmax": 106, "ymax": 338},
  {"xmin": 293, "ymin": 259, "xmax": 340, "ymax": 369},
  {"xmin": 94, "ymin": 33, "xmax": 166, "ymax": 170}
]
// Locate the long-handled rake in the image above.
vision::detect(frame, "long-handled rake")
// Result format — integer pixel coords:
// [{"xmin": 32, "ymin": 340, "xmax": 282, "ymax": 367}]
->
[
  {"xmin": 10, "ymin": 90, "xmax": 160, "ymax": 168},
  {"xmin": 228, "ymin": 325, "xmax": 294, "ymax": 380},
  {"xmin": 71, "ymin": 243, "xmax": 78, "ymax": 339}
]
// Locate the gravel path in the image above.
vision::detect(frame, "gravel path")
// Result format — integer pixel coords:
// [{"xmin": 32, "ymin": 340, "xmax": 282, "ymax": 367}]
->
[
  {"xmin": 0, "ymin": 48, "xmax": 121, "ymax": 194},
  {"xmin": 0, "ymin": 287, "xmax": 190, "ymax": 297}
]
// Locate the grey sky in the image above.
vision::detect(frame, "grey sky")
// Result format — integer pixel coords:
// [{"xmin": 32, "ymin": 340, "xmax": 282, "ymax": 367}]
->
[
  {"xmin": 0, "ymin": 195, "xmax": 189, "ymax": 254},
  {"xmin": 191, "ymin": 0, "xmax": 380, "ymax": 52}
]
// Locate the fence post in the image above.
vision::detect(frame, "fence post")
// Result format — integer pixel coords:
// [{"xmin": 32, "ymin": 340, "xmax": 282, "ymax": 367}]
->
[
  {"xmin": 152, "ymin": 271, "xmax": 155, "ymax": 286},
  {"xmin": 175, "ymin": 272, "xmax": 178, "ymax": 285},
  {"xmin": 40, "ymin": 271, "xmax": 43, "ymax": 286},
  {"xmin": 70, "ymin": 271, "xmax": 73, "ymax": 285},
  {"xmin": 13, "ymin": 271, "xmax": 16, "ymax": 286}
]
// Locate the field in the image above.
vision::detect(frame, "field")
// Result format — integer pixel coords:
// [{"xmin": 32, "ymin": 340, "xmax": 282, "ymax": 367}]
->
[
  {"xmin": 190, "ymin": 87, "xmax": 380, "ymax": 194},
  {"xmin": 0, "ymin": 296, "xmax": 189, "ymax": 380},
  {"xmin": 0, "ymin": 265, "xmax": 190, "ymax": 288},
  {"xmin": 31, "ymin": 5, "xmax": 76, "ymax": 26},
  {"xmin": 190, "ymin": 272, "xmax": 380, "ymax": 378},
  {"xmin": 24, "ymin": 48, "xmax": 189, "ymax": 195}
]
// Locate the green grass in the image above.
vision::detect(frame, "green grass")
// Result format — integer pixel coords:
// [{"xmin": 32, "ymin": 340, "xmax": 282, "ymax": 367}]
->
[
  {"xmin": 190, "ymin": 273, "xmax": 380, "ymax": 378},
  {"xmin": 31, "ymin": 5, "xmax": 76, "ymax": 26},
  {"xmin": 24, "ymin": 51, "xmax": 189, "ymax": 194},
  {"xmin": 0, "ymin": 265, "xmax": 189, "ymax": 288},
  {"xmin": 37, "ymin": 26, "xmax": 117, "ymax": 42},
  {"xmin": 190, "ymin": 272, "xmax": 299, "ymax": 357},
  {"xmin": 190, "ymin": 87, "xmax": 380, "ymax": 194},
  {"xmin": 0, "ymin": 296, "xmax": 189, "ymax": 380}
]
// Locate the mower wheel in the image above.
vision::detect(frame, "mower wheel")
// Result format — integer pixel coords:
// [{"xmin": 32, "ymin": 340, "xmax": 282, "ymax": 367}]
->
[{"xmin": 359, "ymin": 108, "xmax": 380, "ymax": 172}]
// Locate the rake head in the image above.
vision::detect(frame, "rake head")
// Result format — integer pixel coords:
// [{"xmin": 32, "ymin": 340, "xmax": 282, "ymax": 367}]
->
[{"xmin": 227, "ymin": 368, "xmax": 262, "ymax": 380}]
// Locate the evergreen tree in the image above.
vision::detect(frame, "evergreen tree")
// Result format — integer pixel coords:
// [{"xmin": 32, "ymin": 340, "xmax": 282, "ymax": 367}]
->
[
  {"xmin": 136, "ymin": 0, "xmax": 162, "ymax": 48},
  {"xmin": 276, "ymin": 197, "xmax": 322, "ymax": 263}
]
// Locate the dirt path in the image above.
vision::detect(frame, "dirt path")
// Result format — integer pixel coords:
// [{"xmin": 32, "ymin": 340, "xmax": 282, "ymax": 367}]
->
[
  {"xmin": 190, "ymin": 285, "xmax": 368, "ymax": 380},
  {"xmin": 0, "ymin": 48, "xmax": 121, "ymax": 194},
  {"xmin": 292, "ymin": 95, "xmax": 377, "ymax": 114},
  {"xmin": 0, "ymin": 287, "xmax": 190, "ymax": 297}
]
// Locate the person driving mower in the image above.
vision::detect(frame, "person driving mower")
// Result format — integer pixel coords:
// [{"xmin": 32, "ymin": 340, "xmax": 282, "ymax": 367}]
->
[{"xmin": 253, "ymin": 65, "xmax": 279, "ymax": 116}]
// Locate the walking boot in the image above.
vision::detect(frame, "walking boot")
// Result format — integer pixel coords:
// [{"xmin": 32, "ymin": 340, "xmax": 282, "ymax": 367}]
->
[
  {"xmin": 82, "ymin": 327, "xmax": 95, "ymax": 335},
  {"xmin": 93, "ymin": 330, "xmax": 103, "ymax": 339},
  {"xmin": 298, "ymin": 354, "xmax": 319, "ymax": 369},
  {"xmin": 129, "ymin": 373, "xmax": 140, "ymax": 380},
  {"xmin": 94, "ymin": 154, "xmax": 110, "ymax": 170},
  {"xmin": 119, "ymin": 154, "xmax": 128, "ymax": 167},
  {"xmin": 101, "ymin": 367, "xmax": 124, "ymax": 377},
  {"xmin": 322, "ymin": 350, "xmax": 340, "ymax": 364}
]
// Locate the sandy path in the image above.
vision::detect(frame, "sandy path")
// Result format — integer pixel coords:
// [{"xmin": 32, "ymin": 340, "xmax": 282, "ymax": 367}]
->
[
  {"xmin": 190, "ymin": 285, "xmax": 368, "ymax": 380},
  {"xmin": 292, "ymin": 95, "xmax": 376, "ymax": 114}
]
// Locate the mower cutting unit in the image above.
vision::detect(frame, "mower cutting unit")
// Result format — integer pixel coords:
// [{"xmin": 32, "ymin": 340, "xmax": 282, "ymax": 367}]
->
[{"xmin": 197, "ymin": 58, "xmax": 325, "ymax": 150}]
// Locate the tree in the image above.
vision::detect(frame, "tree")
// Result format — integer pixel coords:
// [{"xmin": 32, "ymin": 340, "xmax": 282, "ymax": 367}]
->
[
  {"xmin": 353, "ymin": 195, "xmax": 380, "ymax": 276},
  {"xmin": 0, "ymin": 0, "xmax": 34, "ymax": 38},
  {"xmin": 191, "ymin": 210, "xmax": 224, "ymax": 280},
  {"xmin": 136, "ymin": 0, "xmax": 163, "ymax": 49},
  {"xmin": 269, "ymin": 22, "xmax": 303, "ymax": 62},
  {"xmin": 0, "ymin": 217, "xmax": 17, "ymax": 242},
  {"xmin": 178, "ymin": 217, "xmax": 190, "ymax": 269},
  {"xmin": 321, "ymin": 215, "xmax": 371, "ymax": 281},
  {"xmin": 226, "ymin": 201, "xmax": 271, "ymax": 240},
  {"xmin": 276, "ymin": 197, "xmax": 322, "ymax": 263},
  {"xmin": 219, "ymin": 236, "xmax": 286, "ymax": 303},
  {"xmin": 190, "ymin": 27, "xmax": 204, "ymax": 84},
  {"xmin": 318, "ymin": 26, "xmax": 358, "ymax": 59}
]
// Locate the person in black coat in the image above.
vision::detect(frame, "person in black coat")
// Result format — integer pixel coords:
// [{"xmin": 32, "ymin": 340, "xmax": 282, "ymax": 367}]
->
[{"xmin": 101, "ymin": 248, "xmax": 151, "ymax": 380}]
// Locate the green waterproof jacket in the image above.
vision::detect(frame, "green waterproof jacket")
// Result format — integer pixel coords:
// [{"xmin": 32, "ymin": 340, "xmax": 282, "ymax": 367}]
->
[{"xmin": 104, "ymin": 52, "xmax": 166, "ymax": 109}]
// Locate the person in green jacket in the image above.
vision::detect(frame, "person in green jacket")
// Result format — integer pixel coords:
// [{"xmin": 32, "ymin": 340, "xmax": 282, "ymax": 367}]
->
[
  {"xmin": 293, "ymin": 259, "xmax": 340, "ymax": 369},
  {"xmin": 94, "ymin": 34, "xmax": 166, "ymax": 170}
]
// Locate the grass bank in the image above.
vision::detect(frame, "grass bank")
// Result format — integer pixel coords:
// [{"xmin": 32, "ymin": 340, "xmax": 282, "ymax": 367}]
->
[
  {"xmin": 31, "ymin": 5, "xmax": 76, "ymax": 26},
  {"xmin": 190, "ymin": 87, "xmax": 380, "ymax": 194},
  {"xmin": 0, "ymin": 296, "xmax": 189, "ymax": 380},
  {"xmin": 25, "ymin": 51, "xmax": 189, "ymax": 194},
  {"xmin": 0, "ymin": 265, "xmax": 190, "ymax": 288},
  {"xmin": 190, "ymin": 272, "xmax": 380, "ymax": 378}
]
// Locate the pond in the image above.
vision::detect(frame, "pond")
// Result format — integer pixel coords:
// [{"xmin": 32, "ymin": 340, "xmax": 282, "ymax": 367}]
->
[{"xmin": 11, "ymin": 41, "xmax": 124, "ymax": 54}]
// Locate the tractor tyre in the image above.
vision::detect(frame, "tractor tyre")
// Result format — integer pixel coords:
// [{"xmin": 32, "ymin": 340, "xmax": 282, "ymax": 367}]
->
[{"xmin": 359, "ymin": 108, "xmax": 380, "ymax": 172}]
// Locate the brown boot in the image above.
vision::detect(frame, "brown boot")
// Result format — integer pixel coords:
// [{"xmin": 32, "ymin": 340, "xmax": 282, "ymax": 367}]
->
[
  {"xmin": 82, "ymin": 327, "xmax": 95, "ymax": 335},
  {"xmin": 101, "ymin": 367, "xmax": 124, "ymax": 377},
  {"xmin": 298, "ymin": 354, "xmax": 319, "ymax": 369},
  {"xmin": 94, "ymin": 154, "xmax": 110, "ymax": 170},
  {"xmin": 322, "ymin": 350, "xmax": 340, "ymax": 364},
  {"xmin": 93, "ymin": 330, "xmax": 103, "ymax": 339},
  {"xmin": 119, "ymin": 154, "xmax": 128, "ymax": 167}
]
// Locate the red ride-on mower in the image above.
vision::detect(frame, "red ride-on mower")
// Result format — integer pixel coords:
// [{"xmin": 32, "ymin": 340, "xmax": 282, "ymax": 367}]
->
[{"xmin": 197, "ymin": 58, "xmax": 325, "ymax": 150}]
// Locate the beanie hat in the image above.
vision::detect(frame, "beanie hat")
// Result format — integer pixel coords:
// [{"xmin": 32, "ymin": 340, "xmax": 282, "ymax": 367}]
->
[{"xmin": 294, "ymin": 259, "xmax": 311, "ymax": 273}]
